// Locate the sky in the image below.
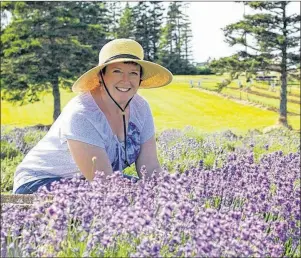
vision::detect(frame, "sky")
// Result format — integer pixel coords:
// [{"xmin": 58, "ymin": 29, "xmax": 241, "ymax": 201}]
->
[{"xmin": 186, "ymin": 1, "xmax": 301, "ymax": 62}]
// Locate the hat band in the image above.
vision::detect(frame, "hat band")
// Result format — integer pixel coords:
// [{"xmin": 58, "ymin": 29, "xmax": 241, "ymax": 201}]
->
[{"xmin": 104, "ymin": 54, "xmax": 140, "ymax": 64}]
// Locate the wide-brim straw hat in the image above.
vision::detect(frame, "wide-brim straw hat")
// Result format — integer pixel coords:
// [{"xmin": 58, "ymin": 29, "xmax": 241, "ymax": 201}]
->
[{"xmin": 72, "ymin": 38, "xmax": 173, "ymax": 92}]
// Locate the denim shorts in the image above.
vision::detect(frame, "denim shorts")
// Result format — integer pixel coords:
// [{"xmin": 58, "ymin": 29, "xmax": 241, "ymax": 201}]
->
[
  {"xmin": 14, "ymin": 177, "xmax": 64, "ymax": 194},
  {"xmin": 15, "ymin": 174, "xmax": 139, "ymax": 194}
]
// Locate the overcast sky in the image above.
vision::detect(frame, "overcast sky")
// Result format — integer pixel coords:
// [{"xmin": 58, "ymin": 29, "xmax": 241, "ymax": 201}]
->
[{"xmin": 187, "ymin": 1, "xmax": 300, "ymax": 62}]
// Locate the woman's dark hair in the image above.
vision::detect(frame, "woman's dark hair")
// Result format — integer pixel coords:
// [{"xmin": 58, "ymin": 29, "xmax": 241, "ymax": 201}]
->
[{"xmin": 101, "ymin": 61, "xmax": 143, "ymax": 77}]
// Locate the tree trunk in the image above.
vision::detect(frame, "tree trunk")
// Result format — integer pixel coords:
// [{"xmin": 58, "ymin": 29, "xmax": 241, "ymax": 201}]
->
[
  {"xmin": 52, "ymin": 76, "xmax": 61, "ymax": 122},
  {"xmin": 278, "ymin": 2, "xmax": 288, "ymax": 128},
  {"xmin": 279, "ymin": 67, "xmax": 288, "ymax": 127}
]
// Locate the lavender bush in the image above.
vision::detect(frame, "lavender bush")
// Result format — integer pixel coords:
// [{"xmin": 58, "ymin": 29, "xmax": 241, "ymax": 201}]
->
[
  {"xmin": 1, "ymin": 125, "xmax": 299, "ymax": 191},
  {"xmin": 1, "ymin": 126, "xmax": 300, "ymax": 257},
  {"xmin": 1, "ymin": 126, "xmax": 47, "ymax": 192},
  {"xmin": 1, "ymin": 126, "xmax": 48, "ymax": 156},
  {"xmin": 157, "ymin": 126, "xmax": 299, "ymax": 172}
]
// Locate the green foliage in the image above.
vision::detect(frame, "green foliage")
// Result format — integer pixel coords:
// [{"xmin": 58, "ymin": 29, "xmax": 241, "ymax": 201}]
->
[
  {"xmin": 216, "ymin": 78, "xmax": 231, "ymax": 93},
  {"xmin": 209, "ymin": 54, "xmax": 265, "ymax": 80},
  {"xmin": 116, "ymin": 3, "xmax": 135, "ymax": 39},
  {"xmin": 1, "ymin": 154, "xmax": 24, "ymax": 192},
  {"xmin": 195, "ymin": 66, "xmax": 214, "ymax": 75},
  {"xmin": 158, "ymin": 2, "xmax": 194, "ymax": 74},
  {"xmin": 157, "ymin": 126, "xmax": 300, "ymax": 177},
  {"xmin": 221, "ymin": 1, "xmax": 300, "ymax": 126},
  {"xmin": 1, "ymin": 1, "xmax": 197, "ymax": 122},
  {"xmin": 123, "ymin": 164, "xmax": 138, "ymax": 177},
  {"xmin": 0, "ymin": 126, "xmax": 48, "ymax": 193},
  {"xmin": 23, "ymin": 130, "xmax": 47, "ymax": 145},
  {"xmin": 1, "ymin": 1, "xmax": 110, "ymax": 121},
  {"xmin": 203, "ymin": 152, "xmax": 216, "ymax": 169},
  {"xmin": 132, "ymin": 2, "xmax": 164, "ymax": 62},
  {"xmin": 1, "ymin": 140, "xmax": 21, "ymax": 159}
]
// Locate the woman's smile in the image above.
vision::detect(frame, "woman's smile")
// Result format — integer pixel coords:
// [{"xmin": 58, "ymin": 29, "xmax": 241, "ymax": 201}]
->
[{"xmin": 116, "ymin": 87, "xmax": 131, "ymax": 92}]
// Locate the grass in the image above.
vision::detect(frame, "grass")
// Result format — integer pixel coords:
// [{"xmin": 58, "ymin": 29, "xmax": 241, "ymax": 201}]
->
[
  {"xmin": 1, "ymin": 89, "xmax": 75, "ymax": 126},
  {"xmin": 1, "ymin": 76, "xmax": 300, "ymax": 132},
  {"xmin": 221, "ymin": 87, "xmax": 300, "ymax": 115},
  {"xmin": 247, "ymin": 87, "xmax": 300, "ymax": 103},
  {"xmin": 139, "ymin": 83, "xmax": 283, "ymax": 133},
  {"xmin": 251, "ymin": 82, "xmax": 300, "ymax": 97},
  {"xmin": 179, "ymin": 78, "xmax": 300, "ymax": 115}
]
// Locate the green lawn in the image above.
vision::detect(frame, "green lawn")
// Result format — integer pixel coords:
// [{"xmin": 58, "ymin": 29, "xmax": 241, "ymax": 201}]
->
[
  {"xmin": 2, "ymin": 79, "xmax": 299, "ymax": 133},
  {"xmin": 221, "ymin": 87, "xmax": 300, "ymax": 115},
  {"xmin": 173, "ymin": 75, "xmax": 300, "ymax": 117},
  {"xmin": 251, "ymin": 82, "xmax": 300, "ymax": 97},
  {"xmin": 247, "ymin": 87, "xmax": 300, "ymax": 103}
]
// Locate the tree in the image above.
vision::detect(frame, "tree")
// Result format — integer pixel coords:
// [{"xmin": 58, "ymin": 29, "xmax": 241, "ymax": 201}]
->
[
  {"xmin": 158, "ymin": 2, "xmax": 194, "ymax": 74},
  {"xmin": 181, "ymin": 3, "xmax": 194, "ymax": 74},
  {"xmin": 131, "ymin": 1, "xmax": 164, "ymax": 62},
  {"xmin": 148, "ymin": 1, "xmax": 165, "ymax": 62},
  {"xmin": 132, "ymin": 2, "xmax": 151, "ymax": 60},
  {"xmin": 116, "ymin": 3, "xmax": 135, "ymax": 39},
  {"xmin": 1, "ymin": 2, "xmax": 109, "ymax": 122},
  {"xmin": 223, "ymin": 1, "xmax": 300, "ymax": 127},
  {"xmin": 106, "ymin": 1, "xmax": 122, "ymax": 39},
  {"xmin": 209, "ymin": 54, "xmax": 265, "ymax": 80}
]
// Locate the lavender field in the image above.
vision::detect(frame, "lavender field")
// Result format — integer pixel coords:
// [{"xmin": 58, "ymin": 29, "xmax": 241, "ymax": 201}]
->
[{"xmin": 1, "ymin": 126, "xmax": 300, "ymax": 257}]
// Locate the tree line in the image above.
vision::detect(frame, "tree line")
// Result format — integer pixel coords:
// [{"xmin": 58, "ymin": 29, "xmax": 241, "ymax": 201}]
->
[
  {"xmin": 1, "ymin": 1, "xmax": 300, "ymax": 127},
  {"xmin": 1, "ymin": 1, "xmax": 196, "ymax": 121}
]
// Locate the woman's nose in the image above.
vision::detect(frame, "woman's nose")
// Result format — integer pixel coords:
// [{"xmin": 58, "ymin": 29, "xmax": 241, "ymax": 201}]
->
[{"xmin": 122, "ymin": 72, "xmax": 130, "ymax": 82}]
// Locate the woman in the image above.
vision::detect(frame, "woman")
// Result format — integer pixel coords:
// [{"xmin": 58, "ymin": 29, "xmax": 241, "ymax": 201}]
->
[{"xmin": 13, "ymin": 38, "xmax": 173, "ymax": 194}]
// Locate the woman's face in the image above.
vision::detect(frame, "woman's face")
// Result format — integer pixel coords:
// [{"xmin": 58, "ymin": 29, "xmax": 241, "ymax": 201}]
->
[{"xmin": 101, "ymin": 62, "xmax": 141, "ymax": 105}]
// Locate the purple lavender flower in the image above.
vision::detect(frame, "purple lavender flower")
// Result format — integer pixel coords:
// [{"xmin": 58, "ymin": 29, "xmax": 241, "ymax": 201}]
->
[{"xmin": 1, "ymin": 128, "xmax": 300, "ymax": 257}]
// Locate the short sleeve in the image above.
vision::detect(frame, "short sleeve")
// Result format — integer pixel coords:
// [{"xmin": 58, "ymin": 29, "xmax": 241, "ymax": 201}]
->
[
  {"xmin": 60, "ymin": 112, "xmax": 105, "ymax": 149},
  {"xmin": 140, "ymin": 103, "xmax": 155, "ymax": 144}
]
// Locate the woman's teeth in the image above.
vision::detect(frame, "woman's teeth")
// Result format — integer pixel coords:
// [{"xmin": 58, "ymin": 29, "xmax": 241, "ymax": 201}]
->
[{"xmin": 116, "ymin": 87, "xmax": 131, "ymax": 92}]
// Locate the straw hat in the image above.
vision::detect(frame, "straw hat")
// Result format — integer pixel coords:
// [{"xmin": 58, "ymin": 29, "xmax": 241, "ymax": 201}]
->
[{"xmin": 72, "ymin": 38, "xmax": 173, "ymax": 92}]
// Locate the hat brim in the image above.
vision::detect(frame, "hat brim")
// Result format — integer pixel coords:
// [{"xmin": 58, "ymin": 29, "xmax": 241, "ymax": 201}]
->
[{"xmin": 72, "ymin": 58, "xmax": 173, "ymax": 93}]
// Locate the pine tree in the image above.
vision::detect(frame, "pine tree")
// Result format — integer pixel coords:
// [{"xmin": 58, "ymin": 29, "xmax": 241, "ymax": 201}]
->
[
  {"xmin": 116, "ymin": 3, "xmax": 135, "ymax": 39},
  {"xmin": 158, "ymin": 2, "xmax": 181, "ymax": 73},
  {"xmin": 1, "ymin": 2, "xmax": 109, "ymax": 122},
  {"xmin": 158, "ymin": 2, "xmax": 194, "ymax": 74},
  {"xmin": 181, "ymin": 3, "xmax": 194, "ymax": 74},
  {"xmin": 148, "ymin": 1, "xmax": 165, "ymax": 62},
  {"xmin": 132, "ymin": 2, "xmax": 151, "ymax": 60},
  {"xmin": 106, "ymin": 1, "xmax": 122, "ymax": 39},
  {"xmin": 223, "ymin": 1, "xmax": 300, "ymax": 127}
]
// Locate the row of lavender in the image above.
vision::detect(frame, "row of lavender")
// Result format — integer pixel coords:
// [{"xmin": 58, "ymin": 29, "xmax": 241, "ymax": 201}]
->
[
  {"xmin": 1, "ymin": 126, "xmax": 300, "ymax": 257},
  {"xmin": 1, "ymin": 125, "xmax": 299, "ymax": 190}
]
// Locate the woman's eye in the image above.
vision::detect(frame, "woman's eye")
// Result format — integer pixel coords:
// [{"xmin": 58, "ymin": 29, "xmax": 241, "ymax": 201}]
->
[
  {"xmin": 113, "ymin": 70, "xmax": 121, "ymax": 73},
  {"xmin": 131, "ymin": 72, "xmax": 139, "ymax": 76}
]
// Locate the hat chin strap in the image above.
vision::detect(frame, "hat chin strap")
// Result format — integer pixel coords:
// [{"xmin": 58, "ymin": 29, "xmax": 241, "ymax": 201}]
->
[{"xmin": 99, "ymin": 72, "xmax": 134, "ymax": 168}]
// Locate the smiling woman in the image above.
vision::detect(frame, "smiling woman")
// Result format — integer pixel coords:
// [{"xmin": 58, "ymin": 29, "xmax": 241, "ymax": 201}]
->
[
  {"xmin": 97, "ymin": 61, "xmax": 142, "ymax": 107},
  {"xmin": 13, "ymin": 38, "xmax": 173, "ymax": 194}
]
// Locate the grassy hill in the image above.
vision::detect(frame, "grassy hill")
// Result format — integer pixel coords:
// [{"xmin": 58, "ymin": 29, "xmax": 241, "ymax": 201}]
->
[{"xmin": 1, "ymin": 76, "xmax": 300, "ymax": 132}]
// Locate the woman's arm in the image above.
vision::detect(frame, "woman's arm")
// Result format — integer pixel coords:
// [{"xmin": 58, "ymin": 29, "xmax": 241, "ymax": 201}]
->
[
  {"xmin": 67, "ymin": 139, "xmax": 113, "ymax": 181},
  {"xmin": 135, "ymin": 135, "xmax": 162, "ymax": 179}
]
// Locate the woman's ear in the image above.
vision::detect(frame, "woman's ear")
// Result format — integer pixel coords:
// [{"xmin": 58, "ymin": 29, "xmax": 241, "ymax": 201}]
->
[{"xmin": 97, "ymin": 71, "xmax": 103, "ymax": 87}]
